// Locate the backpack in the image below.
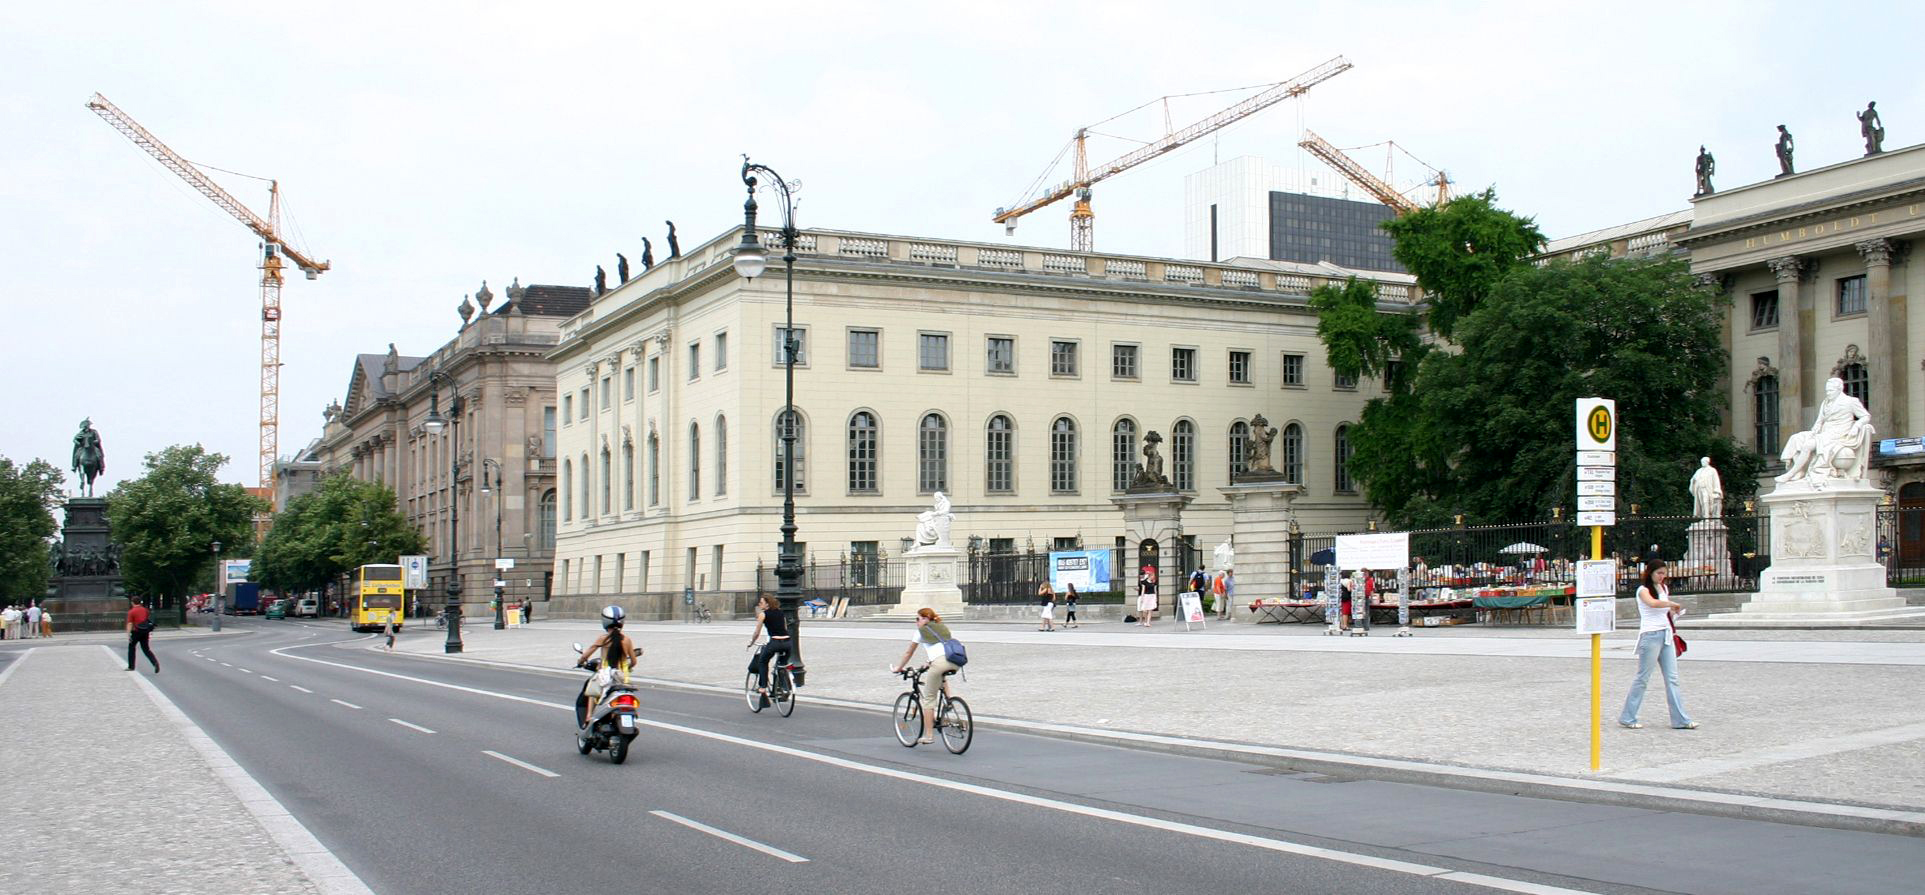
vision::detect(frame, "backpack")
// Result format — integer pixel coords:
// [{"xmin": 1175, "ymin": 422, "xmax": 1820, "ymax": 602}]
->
[{"xmin": 941, "ymin": 638, "xmax": 969, "ymax": 667}]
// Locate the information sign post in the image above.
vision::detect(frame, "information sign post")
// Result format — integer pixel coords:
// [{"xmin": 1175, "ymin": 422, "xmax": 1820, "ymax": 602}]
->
[{"xmin": 1575, "ymin": 398, "xmax": 1617, "ymax": 772}]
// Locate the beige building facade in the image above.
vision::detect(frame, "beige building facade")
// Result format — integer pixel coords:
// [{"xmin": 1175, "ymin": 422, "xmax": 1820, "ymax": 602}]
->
[
  {"xmin": 550, "ymin": 227, "xmax": 1419, "ymax": 607},
  {"xmin": 310, "ymin": 282, "xmax": 586, "ymax": 607}
]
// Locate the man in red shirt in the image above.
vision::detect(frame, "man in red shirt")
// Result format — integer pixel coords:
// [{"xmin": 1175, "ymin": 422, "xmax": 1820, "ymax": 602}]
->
[{"xmin": 125, "ymin": 598, "xmax": 159, "ymax": 673}]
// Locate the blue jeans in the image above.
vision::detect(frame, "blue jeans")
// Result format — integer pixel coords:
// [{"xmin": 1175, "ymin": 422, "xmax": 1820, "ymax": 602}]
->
[{"xmin": 1620, "ymin": 629, "xmax": 1692, "ymax": 727}]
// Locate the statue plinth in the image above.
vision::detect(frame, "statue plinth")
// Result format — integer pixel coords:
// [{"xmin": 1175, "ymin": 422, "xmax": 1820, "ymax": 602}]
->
[
  {"xmin": 891, "ymin": 546, "xmax": 966, "ymax": 616},
  {"xmin": 1711, "ymin": 481, "xmax": 1918, "ymax": 625},
  {"xmin": 1680, "ymin": 518, "xmax": 1733, "ymax": 579},
  {"xmin": 1219, "ymin": 480, "xmax": 1304, "ymax": 619},
  {"xmin": 50, "ymin": 496, "xmax": 127, "ymax": 625}
]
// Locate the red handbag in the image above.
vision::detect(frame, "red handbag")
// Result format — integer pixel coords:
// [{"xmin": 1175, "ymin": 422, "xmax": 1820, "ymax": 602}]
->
[{"xmin": 1667, "ymin": 613, "xmax": 1688, "ymax": 656}]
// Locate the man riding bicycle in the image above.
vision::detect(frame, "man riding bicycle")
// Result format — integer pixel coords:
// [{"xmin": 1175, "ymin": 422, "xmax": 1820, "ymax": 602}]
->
[
  {"xmin": 745, "ymin": 594, "xmax": 792, "ymax": 701},
  {"xmin": 576, "ymin": 605, "xmax": 641, "ymax": 727},
  {"xmin": 889, "ymin": 607, "xmax": 956, "ymax": 745}
]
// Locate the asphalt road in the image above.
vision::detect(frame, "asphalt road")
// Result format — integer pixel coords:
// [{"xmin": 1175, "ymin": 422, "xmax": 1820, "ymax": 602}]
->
[{"xmin": 137, "ymin": 618, "xmax": 1925, "ymax": 895}]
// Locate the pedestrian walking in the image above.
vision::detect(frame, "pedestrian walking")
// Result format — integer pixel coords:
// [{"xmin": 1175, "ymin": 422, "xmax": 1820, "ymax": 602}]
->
[
  {"xmin": 1619, "ymin": 558, "xmax": 1697, "ymax": 730},
  {"xmin": 382, "ymin": 615, "xmax": 395, "ymax": 652},
  {"xmin": 1063, "ymin": 582, "xmax": 1079, "ymax": 628},
  {"xmin": 1037, "ymin": 581, "xmax": 1056, "ymax": 631},
  {"xmin": 126, "ymin": 598, "xmax": 159, "ymax": 673},
  {"xmin": 0, "ymin": 604, "xmax": 16, "ymax": 640},
  {"xmin": 24, "ymin": 602, "xmax": 41, "ymax": 639},
  {"xmin": 1135, "ymin": 563, "xmax": 1158, "ymax": 627},
  {"xmin": 40, "ymin": 608, "xmax": 53, "ymax": 638}
]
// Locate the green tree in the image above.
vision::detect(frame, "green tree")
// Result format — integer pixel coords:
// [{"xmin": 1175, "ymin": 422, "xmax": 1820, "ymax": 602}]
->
[
  {"xmin": 1380, "ymin": 188, "xmax": 1547, "ymax": 339},
  {"xmin": 0, "ymin": 456, "xmax": 65, "ymax": 599},
  {"xmin": 254, "ymin": 474, "xmax": 423, "ymax": 596},
  {"xmin": 106, "ymin": 445, "xmax": 265, "ymax": 606}
]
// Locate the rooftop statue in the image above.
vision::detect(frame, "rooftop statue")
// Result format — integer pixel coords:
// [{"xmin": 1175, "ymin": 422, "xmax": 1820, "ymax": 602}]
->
[
  {"xmin": 665, "ymin": 220, "xmax": 681, "ymax": 259},
  {"xmin": 1694, "ymin": 145, "xmax": 1716, "ymax": 197},
  {"xmin": 641, "ymin": 238, "xmax": 655, "ymax": 270},
  {"xmin": 1859, "ymin": 101, "xmax": 1885, "ymax": 155},
  {"xmin": 1775, "ymin": 125, "xmax": 1796, "ymax": 177}
]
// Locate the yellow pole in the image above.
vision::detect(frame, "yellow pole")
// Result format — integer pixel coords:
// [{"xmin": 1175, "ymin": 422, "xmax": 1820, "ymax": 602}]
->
[{"xmin": 1590, "ymin": 524, "xmax": 1604, "ymax": 771}]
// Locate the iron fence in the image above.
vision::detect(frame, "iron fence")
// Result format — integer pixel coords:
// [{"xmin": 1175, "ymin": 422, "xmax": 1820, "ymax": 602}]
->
[
  {"xmin": 964, "ymin": 546, "xmax": 1128, "ymax": 604},
  {"xmin": 754, "ymin": 553, "xmax": 904, "ymax": 607},
  {"xmin": 1881, "ymin": 505, "xmax": 1925, "ymax": 587}
]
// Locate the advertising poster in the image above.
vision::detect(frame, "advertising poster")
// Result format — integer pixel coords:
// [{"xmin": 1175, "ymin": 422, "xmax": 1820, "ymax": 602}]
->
[{"xmin": 1049, "ymin": 550, "xmax": 1112, "ymax": 592}]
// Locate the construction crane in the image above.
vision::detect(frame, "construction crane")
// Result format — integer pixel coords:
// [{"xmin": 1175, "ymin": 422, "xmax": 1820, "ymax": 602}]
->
[
  {"xmin": 87, "ymin": 93, "xmax": 329, "ymax": 488},
  {"xmin": 995, "ymin": 55, "xmax": 1352, "ymax": 252},
  {"xmin": 1297, "ymin": 129, "xmax": 1451, "ymax": 216}
]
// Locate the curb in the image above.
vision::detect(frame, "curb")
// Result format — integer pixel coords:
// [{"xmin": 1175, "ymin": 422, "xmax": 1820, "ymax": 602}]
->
[{"xmin": 388, "ymin": 644, "xmax": 1925, "ymax": 839}]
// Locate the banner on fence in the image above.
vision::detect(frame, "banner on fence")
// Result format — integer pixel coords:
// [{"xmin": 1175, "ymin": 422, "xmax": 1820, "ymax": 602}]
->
[
  {"xmin": 1335, "ymin": 532, "xmax": 1409, "ymax": 571},
  {"xmin": 1048, "ymin": 550, "xmax": 1113, "ymax": 592}
]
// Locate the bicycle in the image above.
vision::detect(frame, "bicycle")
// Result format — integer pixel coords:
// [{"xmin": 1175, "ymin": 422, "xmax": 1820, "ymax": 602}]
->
[
  {"xmin": 691, "ymin": 605, "xmax": 713, "ymax": 623},
  {"xmin": 744, "ymin": 648, "xmax": 796, "ymax": 717},
  {"xmin": 892, "ymin": 667, "xmax": 972, "ymax": 754}
]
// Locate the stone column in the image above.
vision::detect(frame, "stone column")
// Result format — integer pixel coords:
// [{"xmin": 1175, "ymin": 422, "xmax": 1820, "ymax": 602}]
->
[
  {"xmin": 1857, "ymin": 238, "xmax": 1900, "ymax": 437},
  {"xmin": 1218, "ymin": 478, "xmax": 1303, "ymax": 618},
  {"xmin": 1111, "ymin": 489, "xmax": 1194, "ymax": 617},
  {"xmin": 1767, "ymin": 256, "xmax": 1811, "ymax": 429}
]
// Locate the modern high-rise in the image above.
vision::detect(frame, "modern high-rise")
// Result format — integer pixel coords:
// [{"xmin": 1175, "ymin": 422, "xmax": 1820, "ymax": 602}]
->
[{"xmin": 1185, "ymin": 156, "xmax": 1402, "ymax": 272}]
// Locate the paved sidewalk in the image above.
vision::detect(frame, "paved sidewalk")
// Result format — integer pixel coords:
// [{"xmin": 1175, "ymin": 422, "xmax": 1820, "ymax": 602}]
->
[
  {"xmin": 0, "ymin": 645, "xmax": 347, "ymax": 895},
  {"xmin": 400, "ymin": 617, "xmax": 1925, "ymax": 814}
]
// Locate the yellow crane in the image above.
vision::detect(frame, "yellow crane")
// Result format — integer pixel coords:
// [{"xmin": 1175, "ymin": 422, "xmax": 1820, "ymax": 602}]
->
[
  {"xmin": 87, "ymin": 93, "xmax": 330, "ymax": 488},
  {"xmin": 995, "ymin": 55, "xmax": 1353, "ymax": 251},
  {"xmin": 1297, "ymin": 129, "xmax": 1450, "ymax": 216}
]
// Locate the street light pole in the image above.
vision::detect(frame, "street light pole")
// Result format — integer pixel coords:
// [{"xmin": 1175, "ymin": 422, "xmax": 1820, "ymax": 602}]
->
[
  {"xmin": 482, "ymin": 458, "xmax": 505, "ymax": 629},
  {"xmin": 734, "ymin": 156, "xmax": 804, "ymax": 678},
  {"xmin": 423, "ymin": 373, "xmax": 464, "ymax": 653},
  {"xmin": 210, "ymin": 540, "xmax": 222, "ymax": 633}
]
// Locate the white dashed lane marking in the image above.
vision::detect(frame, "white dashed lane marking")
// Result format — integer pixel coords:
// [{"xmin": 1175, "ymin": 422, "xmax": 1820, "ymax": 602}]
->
[
  {"xmin": 290, "ymin": 685, "xmax": 313, "ymax": 694},
  {"xmin": 331, "ymin": 699, "xmax": 363, "ymax": 710},
  {"xmin": 389, "ymin": 719, "xmax": 434, "ymax": 734},
  {"xmin": 483, "ymin": 751, "xmax": 559, "ymax": 778}
]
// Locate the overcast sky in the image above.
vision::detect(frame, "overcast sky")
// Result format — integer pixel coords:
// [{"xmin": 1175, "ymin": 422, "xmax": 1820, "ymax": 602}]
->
[{"xmin": 4, "ymin": 1, "xmax": 1917, "ymax": 495}]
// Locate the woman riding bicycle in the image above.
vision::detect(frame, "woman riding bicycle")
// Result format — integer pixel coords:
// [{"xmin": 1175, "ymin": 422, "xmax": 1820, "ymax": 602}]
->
[
  {"xmin": 889, "ymin": 607, "xmax": 956, "ymax": 745},
  {"xmin": 745, "ymin": 594, "xmax": 792, "ymax": 699},
  {"xmin": 575, "ymin": 605, "xmax": 641, "ymax": 727}
]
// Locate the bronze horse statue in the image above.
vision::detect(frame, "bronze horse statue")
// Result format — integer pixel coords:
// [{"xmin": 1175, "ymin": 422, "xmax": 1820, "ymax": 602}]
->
[{"xmin": 72, "ymin": 418, "xmax": 105, "ymax": 497}]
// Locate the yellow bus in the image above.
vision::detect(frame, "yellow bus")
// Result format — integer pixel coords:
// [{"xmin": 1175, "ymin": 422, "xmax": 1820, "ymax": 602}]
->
[{"xmin": 352, "ymin": 564, "xmax": 405, "ymax": 632}]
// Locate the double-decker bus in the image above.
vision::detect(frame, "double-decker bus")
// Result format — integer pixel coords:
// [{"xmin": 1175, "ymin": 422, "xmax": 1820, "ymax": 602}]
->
[{"xmin": 352, "ymin": 564, "xmax": 405, "ymax": 632}]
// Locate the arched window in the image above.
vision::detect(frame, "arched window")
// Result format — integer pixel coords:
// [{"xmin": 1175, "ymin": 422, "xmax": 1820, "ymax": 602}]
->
[
  {"xmin": 579, "ymin": 453, "xmax": 591, "ymax": 515},
  {"xmin": 561, "ymin": 459, "xmax": 573, "ymax": 520},
  {"xmin": 715, "ymin": 414, "xmax": 728, "ymax": 497},
  {"xmin": 919, "ymin": 413, "xmax": 949, "ymax": 494},
  {"xmin": 1112, "ymin": 418, "xmax": 1137, "ymax": 492},
  {"xmin": 622, "ymin": 440, "xmax": 634, "ymax": 511},
  {"xmin": 688, "ymin": 422, "xmax": 701, "ymax": 500},
  {"xmin": 985, "ymin": 414, "xmax": 1013, "ymax": 493},
  {"xmin": 537, "ymin": 490, "xmax": 556, "ymax": 548},
  {"xmin": 848, "ymin": 411, "xmax": 878, "ymax": 493},
  {"xmin": 1842, "ymin": 363, "xmax": 1869, "ymax": 410},
  {"xmin": 599, "ymin": 446, "xmax": 611, "ymax": 515},
  {"xmin": 1282, "ymin": 423, "xmax": 1303, "ymax": 484},
  {"xmin": 1228, "ymin": 420, "xmax": 1249, "ymax": 482},
  {"xmin": 774, "ymin": 410, "xmax": 806, "ymax": 494},
  {"xmin": 647, "ymin": 432, "xmax": 660, "ymax": 506},
  {"xmin": 1050, "ymin": 416, "xmax": 1078, "ymax": 493},
  {"xmin": 1172, "ymin": 419, "xmax": 1195, "ymax": 491},
  {"xmin": 1335, "ymin": 424, "xmax": 1354, "ymax": 493},
  {"xmin": 1753, "ymin": 376, "xmax": 1780, "ymax": 456}
]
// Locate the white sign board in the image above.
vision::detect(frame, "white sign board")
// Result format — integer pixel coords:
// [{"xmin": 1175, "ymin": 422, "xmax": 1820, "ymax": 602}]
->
[
  {"xmin": 1576, "ymin": 466, "xmax": 1615, "ymax": 482},
  {"xmin": 495, "ymin": 557, "xmax": 516, "ymax": 570},
  {"xmin": 1335, "ymin": 531, "xmax": 1410, "ymax": 572},
  {"xmin": 1576, "ymin": 451, "xmax": 1616, "ymax": 467},
  {"xmin": 221, "ymin": 559, "xmax": 252, "ymax": 586},
  {"xmin": 1576, "ymin": 560, "xmax": 1618, "ymax": 598},
  {"xmin": 1577, "ymin": 511, "xmax": 1617, "ymax": 527},
  {"xmin": 1577, "ymin": 496, "xmax": 1615, "ymax": 511},
  {"xmin": 1178, "ymin": 592, "xmax": 1206, "ymax": 625},
  {"xmin": 1575, "ymin": 398, "xmax": 1617, "ymax": 452},
  {"xmin": 1576, "ymin": 481, "xmax": 1616, "ymax": 497},
  {"xmin": 400, "ymin": 555, "xmax": 429, "ymax": 590},
  {"xmin": 1575, "ymin": 596, "xmax": 1618, "ymax": 634}
]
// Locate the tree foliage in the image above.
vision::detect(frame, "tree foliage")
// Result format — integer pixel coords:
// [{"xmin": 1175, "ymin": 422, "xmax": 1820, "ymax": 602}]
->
[
  {"xmin": 106, "ymin": 445, "xmax": 265, "ymax": 604},
  {"xmin": 253, "ymin": 474, "xmax": 423, "ymax": 595},
  {"xmin": 1316, "ymin": 191, "xmax": 1765, "ymax": 527},
  {"xmin": 0, "ymin": 456, "xmax": 65, "ymax": 600},
  {"xmin": 1310, "ymin": 276, "xmax": 1426, "ymax": 388}
]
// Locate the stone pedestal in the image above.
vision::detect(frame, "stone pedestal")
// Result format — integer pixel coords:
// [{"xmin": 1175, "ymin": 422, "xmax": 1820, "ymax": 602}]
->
[
  {"xmin": 1711, "ymin": 481, "xmax": 1921, "ymax": 625},
  {"xmin": 1219, "ymin": 476, "xmax": 1303, "ymax": 620},
  {"xmin": 890, "ymin": 546, "xmax": 966, "ymax": 617},
  {"xmin": 49, "ymin": 497, "xmax": 129, "ymax": 629},
  {"xmin": 1681, "ymin": 519, "xmax": 1733, "ymax": 579},
  {"xmin": 1111, "ymin": 488, "xmax": 1193, "ymax": 617}
]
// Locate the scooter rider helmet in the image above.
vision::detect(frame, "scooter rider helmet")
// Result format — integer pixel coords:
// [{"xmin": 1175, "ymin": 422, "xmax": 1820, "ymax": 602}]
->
[{"xmin": 600, "ymin": 604, "xmax": 625, "ymax": 629}]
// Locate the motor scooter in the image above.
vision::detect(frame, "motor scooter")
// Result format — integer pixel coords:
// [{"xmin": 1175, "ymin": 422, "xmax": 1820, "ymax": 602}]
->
[{"xmin": 572, "ymin": 642, "xmax": 640, "ymax": 764}]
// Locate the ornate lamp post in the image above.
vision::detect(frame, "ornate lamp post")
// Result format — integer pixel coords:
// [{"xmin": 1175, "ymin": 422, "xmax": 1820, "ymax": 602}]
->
[
  {"xmin": 734, "ymin": 156, "xmax": 803, "ymax": 677},
  {"xmin": 210, "ymin": 540, "xmax": 222, "ymax": 633},
  {"xmin": 423, "ymin": 372, "xmax": 464, "ymax": 653},
  {"xmin": 479, "ymin": 458, "xmax": 505, "ymax": 629}
]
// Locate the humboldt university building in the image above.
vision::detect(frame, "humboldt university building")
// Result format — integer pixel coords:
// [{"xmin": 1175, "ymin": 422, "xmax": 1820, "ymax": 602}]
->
[{"xmin": 548, "ymin": 228, "xmax": 1417, "ymax": 609}]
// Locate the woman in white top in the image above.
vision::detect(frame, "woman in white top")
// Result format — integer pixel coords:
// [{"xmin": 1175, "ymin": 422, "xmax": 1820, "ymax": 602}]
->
[{"xmin": 1618, "ymin": 558, "xmax": 1698, "ymax": 729}]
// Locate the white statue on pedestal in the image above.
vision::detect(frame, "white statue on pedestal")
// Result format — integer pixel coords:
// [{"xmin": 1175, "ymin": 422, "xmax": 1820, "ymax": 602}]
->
[
  {"xmin": 912, "ymin": 491, "xmax": 953, "ymax": 550},
  {"xmin": 1212, "ymin": 539, "xmax": 1234, "ymax": 572},
  {"xmin": 1689, "ymin": 457, "xmax": 1723, "ymax": 518},
  {"xmin": 1777, "ymin": 377, "xmax": 1875, "ymax": 484}
]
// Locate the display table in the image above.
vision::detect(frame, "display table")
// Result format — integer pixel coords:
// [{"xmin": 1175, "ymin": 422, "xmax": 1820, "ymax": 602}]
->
[
  {"xmin": 1472, "ymin": 586, "xmax": 1575, "ymax": 625},
  {"xmin": 1248, "ymin": 599, "xmax": 1325, "ymax": 624}
]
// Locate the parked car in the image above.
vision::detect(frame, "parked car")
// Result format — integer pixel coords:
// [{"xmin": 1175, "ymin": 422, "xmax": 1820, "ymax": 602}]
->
[
  {"xmin": 294, "ymin": 597, "xmax": 319, "ymax": 618},
  {"xmin": 264, "ymin": 601, "xmax": 287, "ymax": 620}
]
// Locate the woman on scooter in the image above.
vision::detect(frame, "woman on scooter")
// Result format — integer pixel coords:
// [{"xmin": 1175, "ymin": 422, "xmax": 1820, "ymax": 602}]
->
[{"xmin": 575, "ymin": 605, "xmax": 641, "ymax": 726}]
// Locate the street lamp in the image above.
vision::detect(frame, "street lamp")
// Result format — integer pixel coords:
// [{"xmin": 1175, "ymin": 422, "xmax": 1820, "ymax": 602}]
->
[
  {"xmin": 210, "ymin": 540, "xmax": 222, "ymax": 633},
  {"xmin": 735, "ymin": 155, "xmax": 803, "ymax": 680},
  {"xmin": 424, "ymin": 369, "xmax": 464, "ymax": 653},
  {"xmin": 480, "ymin": 457, "xmax": 505, "ymax": 629}
]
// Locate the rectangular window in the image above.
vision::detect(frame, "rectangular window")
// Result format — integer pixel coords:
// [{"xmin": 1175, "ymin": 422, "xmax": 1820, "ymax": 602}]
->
[
  {"xmin": 592, "ymin": 556, "xmax": 603, "ymax": 595},
  {"xmin": 1384, "ymin": 359, "xmax": 1403, "ymax": 391},
  {"xmin": 1171, "ymin": 347, "xmax": 1197, "ymax": 383},
  {"xmin": 542, "ymin": 407, "xmax": 556, "ymax": 457},
  {"xmin": 1053, "ymin": 536, "xmax": 1080, "ymax": 552},
  {"xmin": 711, "ymin": 545, "xmax": 724, "ymax": 591},
  {"xmin": 600, "ymin": 377, "xmax": 611, "ymax": 409},
  {"xmin": 1050, "ymin": 340, "xmax": 1079, "ymax": 377},
  {"xmin": 561, "ymin": 395, "xmax": 573, "ymax": 426},
  {"xmin": 714, "ymin": 332, "xmax": 728, "ymax": 371},
  {"xmin": 614, "ymin": 553, "xmax": 626, "ymax": 594},
  {"xmin": 578, "ymin": 388, "xmax": 590, "ymax": 419},
  {"xmin": 648, "ymin": 356, "xmax": 660, "ymax": 393},
  {"xmin": 1837, "ymin": 275, "xmax": 1867, "ymax": 317},
  {"xmin": 623, "ymin": 367, "xmax": 635, "ymax": 401},
  {"xmin": 851, "ymin": 541, "xmax": 880, "ymax": 587},
  {"xmin": 1333, "ymin": 368, "xmax": 1357, "ymax": 390},
  {"xmin": 638, "ymin": 550, "xmax": 650, "ymax": 592},
  {"xmin": 1750, "ymin": 290, "xmax": 1779, "ymax": 330},
  {"xmin": 848, "ymin": 328, "xmax": 880, "ymax": 368},
  {"xmin": 774, "ymin": 326, "xmax": 808, "ymax": 366},
  {"xmin": 685, "ymin": 547, "xmax": 698, "ymax": 590},
  {"xmin": 1228, "ymin": 350, "xmax": 1251, "ymax": 385},
  {"xmin": 919, "ymin": 332, "xmax": 950, "ymax": 371},
  {"xmin": 1281, "ymin": 353, "xmax": 1305, "ymax": 387},
  {"xmin": 986, "ymin": 336, "xmax": 1014, "ymax": 375},
  {"xmin": 688, "ymin": 342, "xmax": 700, "ymax": 380},
  {"xmin": 1112, "ymin": 344, "xmax": 1139, "ymax": 380}
]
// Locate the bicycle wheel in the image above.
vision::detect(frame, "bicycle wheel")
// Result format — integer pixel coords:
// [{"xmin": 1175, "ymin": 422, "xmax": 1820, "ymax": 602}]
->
[
  {"xmin": 744, "ymin": 671, "xmax": 765, "ymax": 713},
  {"xmin": 939, "ymin": 696, "xmax": 973, "ymax": 754},
  {"xmin": 892, "ymin": 693, "xmax": 922, "ymax": 747},
  {"xmin": 772, "ymin": 665, "xmax": 796, "ymax": 717}
]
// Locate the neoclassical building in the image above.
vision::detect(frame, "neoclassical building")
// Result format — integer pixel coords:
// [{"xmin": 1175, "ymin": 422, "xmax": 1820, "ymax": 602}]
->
[
  {"xmin": 309, "ymin": 281, "xmax": 587, "ymax": 607},
  {"xmin": 549, "ymin": 227, "xmax": 1421, "ymax": 603}
]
